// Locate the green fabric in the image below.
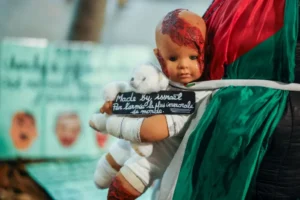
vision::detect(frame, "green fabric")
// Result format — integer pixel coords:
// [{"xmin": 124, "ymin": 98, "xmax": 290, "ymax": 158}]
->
[{"xmin": 173, "ymin": 1, "xmax": 298, "ymax": 200}]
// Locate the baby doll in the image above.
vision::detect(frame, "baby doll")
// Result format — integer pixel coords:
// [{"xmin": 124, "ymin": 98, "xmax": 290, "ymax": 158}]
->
[
  {"xmin": 90, "ymin": 63, "xmax": 169, "ymax": 189},
  {"xmin": 98, "ymin": 9, "xmax": 213, "ymax": 199}
]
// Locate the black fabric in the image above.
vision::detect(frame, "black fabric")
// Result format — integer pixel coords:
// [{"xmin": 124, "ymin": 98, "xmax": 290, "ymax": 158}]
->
[
  {"xmin": 252, "ymin": 44, "xmax": 300, "ymax": 200},
  {"xmin": 252, "ymin": 91, "xmax": 300, "ymax": 200}
]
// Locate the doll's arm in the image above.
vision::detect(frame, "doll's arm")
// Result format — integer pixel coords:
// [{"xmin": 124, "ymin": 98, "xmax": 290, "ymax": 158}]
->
[
  {"xmin": 141, "ymin": 114, "xmax": 189, "ymax": 141},
  {"xmin": 106, "ymin": 114, "xmax": 189, "ymax": 143}
]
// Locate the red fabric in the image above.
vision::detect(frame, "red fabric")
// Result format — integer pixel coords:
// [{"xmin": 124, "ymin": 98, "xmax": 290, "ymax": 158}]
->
[
  {"xmin": 107, "ymin": 176, "xmax": 139, "ymax": 200},
  {"xmin": 204, "ymin": 0, "xmax": 285, "ymax": 80}
]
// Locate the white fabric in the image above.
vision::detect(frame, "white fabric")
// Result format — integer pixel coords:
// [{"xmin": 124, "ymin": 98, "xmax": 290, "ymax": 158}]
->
[
  {"xmin": 169, "ymin": 79, "xmax": 300, "ymax": 91},
  {"xmin": 109, "ymin": 139, "xmax": 134, "ymax": 166},
  {"xmin": 94, "ymin": 139, "xmax": 135, "ymax": 189},
  {"xmin": 131, "ymin": 142, "xmax": 154, "ymax": 157},
  {"xmin": 89, "ymin": 113, "xmax": 108, "ymax": 132},
  {"xmin": 120, "ymin": 165, "xmax": 146, "ymax": 193},
  {"xmin": 106, "ymin": 116, "xmax": 144, "ymax": 143},
  {"xmin": 94, "ymin": 154, "xmax": 117, "ymax": 189},
  {"xmin": 151, "ymin": 180, "xmax": 161, "ymax": 200},
  {"xmin": 165, "ymin": 89, "xmax": 213, "ymax": 137},
  {"xmin": 158, "ymin": 94, "xmax": 213, "ymax": 200}
]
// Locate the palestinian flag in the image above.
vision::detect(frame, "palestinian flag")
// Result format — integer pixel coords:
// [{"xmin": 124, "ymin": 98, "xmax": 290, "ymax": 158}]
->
[{"xmin": 170, "ymin": 0, "xmax": 299, "ymax": 199}]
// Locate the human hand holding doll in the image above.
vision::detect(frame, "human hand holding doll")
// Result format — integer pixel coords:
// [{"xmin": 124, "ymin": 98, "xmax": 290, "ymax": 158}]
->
[{"xmin": 93, "ymin": 9, "xmax": 212, "ymax": 200}]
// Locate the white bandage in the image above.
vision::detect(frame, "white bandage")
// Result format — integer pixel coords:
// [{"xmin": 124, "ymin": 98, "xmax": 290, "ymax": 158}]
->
[
  {"xmin": 89, "ymin": 113, "xmax": 108, "ymax": 132},
  {"xmin": 109, "ymin": 139, "xmax": 133, "ymax": 166},
  {"xmin": 94, "ymin": 154, "xmax": 117, "ymax": 189},
  {"xmin": 106, "ymin": 116, "xmax": 144, "ymax": 143},
  {"xmin": 131, "ymin": 142, "xmax": 153, "ymax": 157},
  {"xmin": 120, "ymin": 166, "xmax": 146, "ymax": 193}
]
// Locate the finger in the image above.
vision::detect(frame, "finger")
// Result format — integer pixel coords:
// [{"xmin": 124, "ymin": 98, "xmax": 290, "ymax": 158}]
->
[
  {"xmin": 100, "ymin": 102, "xmax": 110, "ymax": 113},
  {"xmin": 104, "ymin": 102, "xmax": 111, "ymax": 113},
  {"xmin": 107, "ymin": 101, "xmax": 113, "ymax": 115},
  {"xmin": 100, "ymin": 107, "xmax": 104, "ymax": 113}
]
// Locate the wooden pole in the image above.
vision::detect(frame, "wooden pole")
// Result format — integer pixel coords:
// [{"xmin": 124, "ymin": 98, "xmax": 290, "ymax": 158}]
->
[{"xmin": 68, "ymin": 0, "xmax": 107, "ymax": 42}]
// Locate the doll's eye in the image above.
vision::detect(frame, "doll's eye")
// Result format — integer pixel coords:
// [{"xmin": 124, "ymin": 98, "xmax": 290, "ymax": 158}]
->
[
  {"xmin": 142, "ymin": 77, "xmax": 146, "ymax": 81},
  {"xmin": 169, "ymin": 56, "xmax": 177, "ymax": 62},
  {"xmin": 190, "ymin": 55, "xmax": 198, "ymax": 60}
]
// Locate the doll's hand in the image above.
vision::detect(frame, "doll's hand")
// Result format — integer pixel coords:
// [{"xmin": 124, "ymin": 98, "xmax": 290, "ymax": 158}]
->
[{"xmin": 100, "ymin": 101, "xmax": 113, "ymax": 115}]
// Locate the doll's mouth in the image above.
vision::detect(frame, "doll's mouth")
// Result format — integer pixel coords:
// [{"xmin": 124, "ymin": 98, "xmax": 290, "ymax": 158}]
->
[
  {"xmin": 61, "ymin": 137, "xmax": 75, "ymax": 147},
  {"xmin": 179, "ymin": 74, "xmax": 191, "ymax": 79},
  {"xmin": 20, "ymin": 133, "xmax": 29, "ymax": 141}
]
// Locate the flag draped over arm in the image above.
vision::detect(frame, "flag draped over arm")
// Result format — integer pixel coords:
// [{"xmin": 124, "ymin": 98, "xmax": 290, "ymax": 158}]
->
[{"xmin": 173, "ymin": 0, "xmax": 299, "ymax": 199}]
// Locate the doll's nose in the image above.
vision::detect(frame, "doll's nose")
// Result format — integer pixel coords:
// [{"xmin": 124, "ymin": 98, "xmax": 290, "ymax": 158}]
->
[{"xmin": 178, "ymin": 59, "xmax": 189, "ymax": 69}]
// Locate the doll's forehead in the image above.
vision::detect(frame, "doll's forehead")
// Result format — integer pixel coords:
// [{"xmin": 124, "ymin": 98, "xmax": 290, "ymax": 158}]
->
[
  {"xmin": 157, "ymin": 34, "xmax": 198, "ymax": 54},
  {"xmin": 14, "ymin": 112, "xmax": 35, "ymax": 123}
]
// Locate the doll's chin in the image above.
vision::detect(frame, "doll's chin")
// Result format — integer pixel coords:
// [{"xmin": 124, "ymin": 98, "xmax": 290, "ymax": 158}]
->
[{"xmin": 14, "ymin": 137, "xmax": 33, "ymax": 150}]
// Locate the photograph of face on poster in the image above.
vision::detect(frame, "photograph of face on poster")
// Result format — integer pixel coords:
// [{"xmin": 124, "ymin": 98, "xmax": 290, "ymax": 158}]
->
[
  {"xmin": 10, "ymin": 111, "xmax": 38, "ymax": 151},
  {"xmin": 95, "ymin": 131, "xmax": 108, "ymax": 148},
  {"xmin": 55, "ymin": 112, "xmax": 81, "ymax": 148}
]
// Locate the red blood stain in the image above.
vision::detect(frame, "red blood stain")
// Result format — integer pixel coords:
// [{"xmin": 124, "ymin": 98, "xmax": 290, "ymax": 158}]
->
[{"xmin": 107, "ymin": 176, "xmax": 139, "ymax": 200}]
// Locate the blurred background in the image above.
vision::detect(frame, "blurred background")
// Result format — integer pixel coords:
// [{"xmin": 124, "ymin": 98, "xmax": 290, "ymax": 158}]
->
[
  {"xmin": 0, "ymin": 0, "xmax": 211, "ymax": 45},
  {"xmin": 0, "ymin": 0, "xmax": 212, "ymax": 199}
]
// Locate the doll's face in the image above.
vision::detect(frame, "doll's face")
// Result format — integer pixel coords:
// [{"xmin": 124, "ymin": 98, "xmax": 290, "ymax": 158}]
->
[
  {"xmin": 154, "ymin": 35, "xmax": 203, "ymax": 84},
  {"xmin": 55, "ymin": 114, "xmax": 81, "ymax": 147},
  {"xmin": 10, "ymin": 112, "xmax": 37, "ymax": 150},
  {"xmin": 154, "ymin": 9, "xmax": 206, "ymax": 84}
]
